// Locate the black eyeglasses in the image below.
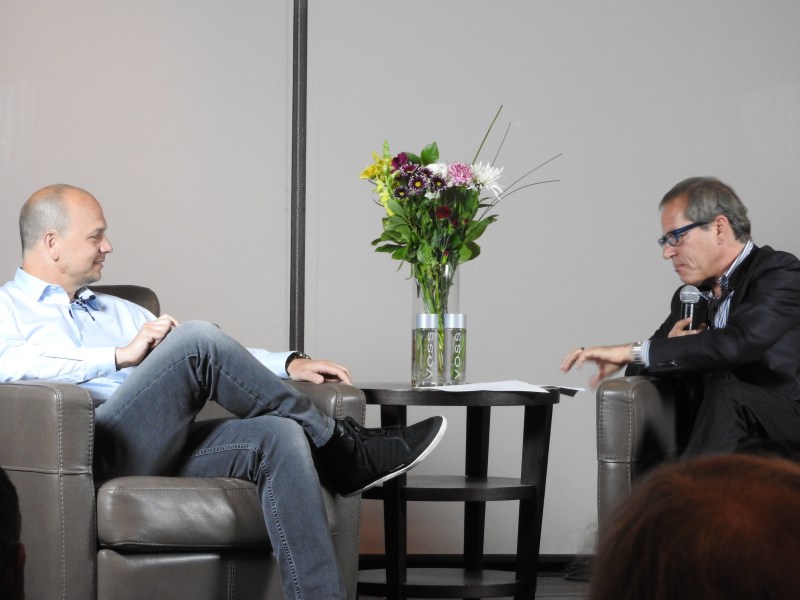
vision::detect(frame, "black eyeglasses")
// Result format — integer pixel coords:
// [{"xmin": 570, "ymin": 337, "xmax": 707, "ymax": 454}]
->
[{"xmin": 658, "ymin": 221, "xmax": 709, "ymax": 248}]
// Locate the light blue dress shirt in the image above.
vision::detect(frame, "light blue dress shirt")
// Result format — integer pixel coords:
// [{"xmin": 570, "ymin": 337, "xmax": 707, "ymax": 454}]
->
[{"xmin": 0, "ymin": 269, "xmax": 291, "ymax": 402}]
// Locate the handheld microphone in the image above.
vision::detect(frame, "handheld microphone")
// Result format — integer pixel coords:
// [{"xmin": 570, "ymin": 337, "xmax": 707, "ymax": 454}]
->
[{"xmin": 679, "ymin": 285, "xmax": 701, "ymax": 330}]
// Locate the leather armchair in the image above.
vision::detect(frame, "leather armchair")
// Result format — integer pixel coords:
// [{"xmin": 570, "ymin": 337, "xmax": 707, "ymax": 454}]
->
[
  {"xmin": 596, "ymin": 375, "xmax": 680, "ymax": 534},
  {"xmin": 0, "ymin": 285, "xmax": 365, "ymax": 600}
]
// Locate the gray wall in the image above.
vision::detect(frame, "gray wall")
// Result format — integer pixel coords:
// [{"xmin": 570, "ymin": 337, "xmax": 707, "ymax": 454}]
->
[{"xmin": 2, "ymin": 1, "xmax": 799, "ymax": 557}]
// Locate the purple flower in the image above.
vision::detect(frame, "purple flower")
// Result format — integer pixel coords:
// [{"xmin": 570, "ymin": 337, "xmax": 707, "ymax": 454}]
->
[
  {"xmin": 428, "ymin": 175, "xmax": 446, "ymax": 191},
  {"xmin": 408, "ymin": 174, "xmax": 427, "ymax": 195},
  {"xmin": 391, "ymin": 152, "xmax": 409, "ymax": 172},
  {"xmin": 394, "ymin": 186, "xmax": 410, "ymax": 199},
  {"xmin": 448, "ymin": 162, "xmax": 473, "ymax": 186}
]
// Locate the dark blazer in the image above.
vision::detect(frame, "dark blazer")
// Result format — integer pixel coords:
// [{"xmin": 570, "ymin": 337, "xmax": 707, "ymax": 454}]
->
[{"xmin": 638, "ymin": 245, "xmax": 800, "ymax": 404}]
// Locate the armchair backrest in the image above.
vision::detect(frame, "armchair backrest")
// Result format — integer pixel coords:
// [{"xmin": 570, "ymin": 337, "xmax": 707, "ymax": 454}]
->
[{"xmin": 93, "ymin": 285, "xmax": 160, "ymax": 315}]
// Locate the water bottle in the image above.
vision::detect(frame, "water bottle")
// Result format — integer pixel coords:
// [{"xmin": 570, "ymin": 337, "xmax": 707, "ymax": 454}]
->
[
  {"xmin": 443, "ymin": 313, "xmax": 467, "ymax": 385},
  {"xmin": 412, "ymin": 313, "xmax": 439, "ymax": 386}
]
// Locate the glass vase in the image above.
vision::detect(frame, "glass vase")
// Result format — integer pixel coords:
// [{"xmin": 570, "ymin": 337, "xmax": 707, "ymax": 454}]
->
[{"xmin": 411, "ymin": 263, "xmax": 460, "ymax": 386}]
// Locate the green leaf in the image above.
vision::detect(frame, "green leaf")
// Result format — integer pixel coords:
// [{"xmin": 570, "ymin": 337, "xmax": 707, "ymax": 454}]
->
[
  {"xmin": 416, "ymin": 244, "xmax": 434, "ymax": 264},
  {"xmin": 420, "ymin": 142, "xmax": 439, "ymax": 165},
  {"xmin": 405, "ymin": 152, "xmax": 422, "ymax": 165},
  {"xmin": 390, "ymin": 223, "xmax": 411, "ymax": 238},
  {"xmin": 391, "ymin": 246, "xmax": 409, "ymax": 260},
  {"xmin": 387, "ymin": 199, "xmax": 405, "ymax": 217},
  {"xmin": 463, "ymin": 216, "xmax": 496, "ymax": 243},
  {"xmin": 461, "ymin": 242, "xmax": 482, "ymax": 262},
  {"xmin": 384, "ymin": 216, "xmax": 407, "ymax": 231}
]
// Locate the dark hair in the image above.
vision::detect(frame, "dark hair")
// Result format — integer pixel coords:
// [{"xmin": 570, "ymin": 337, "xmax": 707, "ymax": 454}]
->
[
  {"xmin": 590, "ymin": 454, "xmax": 800, "ymax": 600},
  {"xmin": 0, "ymin": 467, "xmax": 21, "ymax": 568},
  {"xmin": 660, "ymin": 177, "xmax": 751, "ymax": 242}
]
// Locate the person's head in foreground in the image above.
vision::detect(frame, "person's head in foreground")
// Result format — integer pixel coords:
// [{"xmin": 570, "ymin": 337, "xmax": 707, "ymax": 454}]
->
[{"xmin": 590, "ymin": 453, "xmax": 800, "ymax": 600}]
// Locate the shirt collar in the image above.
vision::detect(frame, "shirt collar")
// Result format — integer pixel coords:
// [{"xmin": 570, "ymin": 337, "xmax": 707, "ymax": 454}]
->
[
  {"xmin": 14, "ymin": 268, "xmax": 73, "ymax": 305},
  {"xmin": 719, "ymin": 240, "xmax": 754, "ymax": 294},
  {"xmin": 722, "ymin": 240, "xmax": 754, "ymax": 281},
  {"xmin": 699, "ymin": 240, "xmax": 754, "ymax": 301}
]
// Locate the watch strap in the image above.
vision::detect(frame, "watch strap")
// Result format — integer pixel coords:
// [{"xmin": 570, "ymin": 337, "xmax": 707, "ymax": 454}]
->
[
  {"xmin": 285, "ymin": 351, "xmax": 311, "ymax": 371},
  {"xmin": 631, "ymin": 342, "xmax": 644, "ymax": 365}
]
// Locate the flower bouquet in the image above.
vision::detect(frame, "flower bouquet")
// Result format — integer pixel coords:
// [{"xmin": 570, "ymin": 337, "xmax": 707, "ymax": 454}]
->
[{"xmin": 361, "ymin": 107, "xmax": 558, "ymax": 382}]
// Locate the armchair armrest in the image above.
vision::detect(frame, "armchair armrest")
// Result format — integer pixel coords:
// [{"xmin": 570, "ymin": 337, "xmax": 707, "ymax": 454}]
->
[
  {"xmin": 596, "ymin": 376, "xmax": 678, "ymax": 531},
  {"xmin": 0, "ymin": 381, "xmax": 97, "ymax": 600},
  {"xmin": 289, "ymin": 381, "xmax": 366, "ymax": 425}
]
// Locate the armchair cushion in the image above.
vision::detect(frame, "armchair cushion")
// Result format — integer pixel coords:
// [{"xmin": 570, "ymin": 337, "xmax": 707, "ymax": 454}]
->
[{"xmin": 97, "ymin": 476, "xmax": 270, "ymax": 550}]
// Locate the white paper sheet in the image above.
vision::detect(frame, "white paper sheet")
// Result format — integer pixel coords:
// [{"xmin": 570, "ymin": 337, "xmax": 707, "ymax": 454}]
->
[{"xmin": 426, "ymin": 380, "xmax": 582, "ymax": 393}]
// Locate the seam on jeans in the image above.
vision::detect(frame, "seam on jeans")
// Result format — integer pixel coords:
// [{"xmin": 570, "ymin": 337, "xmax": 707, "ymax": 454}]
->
[
  {"xmin": 264, "ymin": 463, "xmax": 303, "ymax": 599},
  {"xmin": 184, "ymin": 442, "xmax": 260, "ymax": 459}
]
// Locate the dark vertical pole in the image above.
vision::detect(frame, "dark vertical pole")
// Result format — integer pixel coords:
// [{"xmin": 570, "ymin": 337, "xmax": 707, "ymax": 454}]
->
[{"xmin": 290, "ymin": 0, "xmax": 308, "ymax": 351}]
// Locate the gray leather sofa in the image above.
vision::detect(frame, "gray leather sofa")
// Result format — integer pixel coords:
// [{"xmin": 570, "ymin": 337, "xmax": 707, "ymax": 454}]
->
[
  {"xmin": 0, "ymin": 285, "xmax": 365, "ymax": 600},
  {"xmin": 596, "ymin": 375, "xmax": 679, "ymax": 535}
]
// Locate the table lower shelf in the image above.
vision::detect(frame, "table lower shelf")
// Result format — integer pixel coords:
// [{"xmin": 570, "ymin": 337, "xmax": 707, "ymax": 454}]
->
[
  {"xmin": 358, "ymin": 566, "xmax": 531, "ymax": 598},
  {"xmin": 362, "ymin": 475, "xmax": 538, "ymax": 502}
]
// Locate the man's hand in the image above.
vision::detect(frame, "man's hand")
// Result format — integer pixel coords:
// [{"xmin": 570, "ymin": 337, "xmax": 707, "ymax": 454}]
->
[
  {"xmin": 115, "ymin": 315, "xmax": 180, "ymax": 369},
  {"xmin": 668, "ymin": 317, "xmax": 706, "ymax": 338},
  {"xmin": 560, "ymin": 344, "xmax": 634, "ymax": 389},
  {"xmin": 287, "ymin": 358, "xmax": 352, "ymax": 385}
]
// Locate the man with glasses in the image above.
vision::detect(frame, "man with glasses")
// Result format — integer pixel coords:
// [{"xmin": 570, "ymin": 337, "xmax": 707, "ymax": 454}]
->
[{"xmin": 561, "ymin": 176, "xmax": 800, "ymax": 457}]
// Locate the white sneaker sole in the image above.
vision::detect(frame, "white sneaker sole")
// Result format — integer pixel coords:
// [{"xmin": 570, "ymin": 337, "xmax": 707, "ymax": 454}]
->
[{"xmin": 341, "ymin": 417, "xmax": 448, "ymax": 498}]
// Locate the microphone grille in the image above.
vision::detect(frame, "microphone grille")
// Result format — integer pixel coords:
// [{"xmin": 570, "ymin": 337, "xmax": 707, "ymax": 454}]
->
[{"xmin": 679, "ymin": 285, "xmax": 701, "ymax": 304}]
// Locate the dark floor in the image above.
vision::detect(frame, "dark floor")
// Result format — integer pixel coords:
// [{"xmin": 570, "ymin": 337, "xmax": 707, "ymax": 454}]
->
[
  {"xmin": 533, "ymin": 574, "xmax": 590, "ymax": 599},
  {"xmin": 359, "ymin": 573, "xmax": 590, "ymax": 599}
]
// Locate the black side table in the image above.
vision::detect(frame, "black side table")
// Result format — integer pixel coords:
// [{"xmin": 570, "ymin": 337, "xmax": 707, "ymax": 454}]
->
[{"xmin": 356, "ymin": 383, "xmax": 563, "ymax": 600}]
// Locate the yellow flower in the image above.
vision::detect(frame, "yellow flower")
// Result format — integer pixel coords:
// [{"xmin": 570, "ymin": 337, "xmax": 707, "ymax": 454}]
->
[
  {"xmin": 360, "ymin": 164, "xmax": 380, "ymax": 180},
  {"xmin": 375, "ymin": 180, "xmax": 394, "ymax": 216},
  {"xmin": 360, "ymin": 152, "xmax": 388, "ymax": 180}
]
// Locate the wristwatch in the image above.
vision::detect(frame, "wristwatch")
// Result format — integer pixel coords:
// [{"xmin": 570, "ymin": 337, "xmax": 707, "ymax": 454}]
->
[
  {"xmin": 285, "ymin": 351, "xmax": 312, "ymax": 371},
  {"xmin": 631, "ymin": 342, "xmax": 644, "ymax": 365}
]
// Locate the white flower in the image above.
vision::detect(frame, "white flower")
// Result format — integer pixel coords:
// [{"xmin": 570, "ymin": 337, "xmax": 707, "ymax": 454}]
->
[
  {"xmin": 426, "ymin": 163, "xmax": 449, "ymax": 179},
  {"xmin": 472, "ymin": 162, "xmax": 504, "ymax": 198}
]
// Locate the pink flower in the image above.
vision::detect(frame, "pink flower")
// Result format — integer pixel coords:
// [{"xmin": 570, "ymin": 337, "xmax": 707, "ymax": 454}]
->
[{"xmin": 448, "ymin": 162, "xmax": 473, "ymax": 186}]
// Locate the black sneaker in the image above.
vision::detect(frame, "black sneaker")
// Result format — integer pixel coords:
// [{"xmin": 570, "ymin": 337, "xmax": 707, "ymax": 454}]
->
[{"xmin": 319, "ymin": 416, "xmax": 447, "ymax": 497}]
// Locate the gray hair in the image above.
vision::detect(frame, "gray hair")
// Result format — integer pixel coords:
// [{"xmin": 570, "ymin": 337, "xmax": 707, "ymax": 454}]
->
[
  {"xmin": 0, "ymin": 467, "xmax": 21, "ymax": 569},
  {"xmin": 660, "ymin": 177, "xmax": 751, "ymax": 242},
  {"xmin": 19, "ymin": 184, "xmax": 90, "ymax": 254}
]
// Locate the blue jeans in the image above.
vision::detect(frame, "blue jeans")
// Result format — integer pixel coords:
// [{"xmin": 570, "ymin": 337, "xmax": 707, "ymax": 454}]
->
[{"xmin": 94, "ymin": 321, "xmax": 346, "ymax": 599}]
